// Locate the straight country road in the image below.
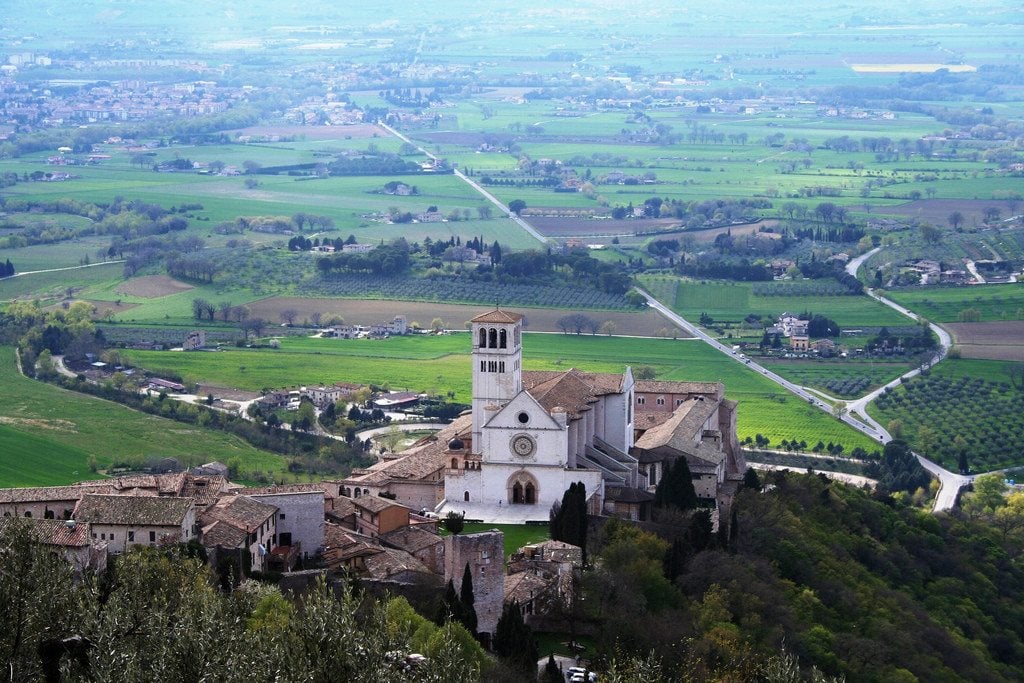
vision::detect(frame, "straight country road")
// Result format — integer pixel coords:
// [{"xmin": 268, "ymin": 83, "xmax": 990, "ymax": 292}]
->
[{"xmin": 376, "ymin": 121, "xmax": 547, "ymax": 245}]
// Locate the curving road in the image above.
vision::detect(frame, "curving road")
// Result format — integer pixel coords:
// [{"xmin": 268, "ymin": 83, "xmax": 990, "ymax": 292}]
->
[{"xmin": 641, "ymin": 248, "xmax": 969, "ymax": 511}]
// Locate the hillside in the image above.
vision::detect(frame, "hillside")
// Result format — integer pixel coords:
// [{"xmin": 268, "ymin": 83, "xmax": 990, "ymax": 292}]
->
[{"xmin": 595, "ymin": 473, "xmax": 1024, "ymax": 681}]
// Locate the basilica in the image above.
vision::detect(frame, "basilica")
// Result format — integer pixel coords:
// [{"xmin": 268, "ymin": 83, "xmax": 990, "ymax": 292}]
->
[{"xmin": 342, "ymin": 309, "xmax": 746, "ymax": 523}]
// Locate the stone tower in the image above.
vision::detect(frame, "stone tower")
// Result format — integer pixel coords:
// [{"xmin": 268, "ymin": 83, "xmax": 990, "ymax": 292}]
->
[
  {"xmin": 444, "ymin": 530, "xmax": 505, "ymax": 639},
  {"xmin": 470, "ymin": 309, "xmax": 523, "ymax": 449}
]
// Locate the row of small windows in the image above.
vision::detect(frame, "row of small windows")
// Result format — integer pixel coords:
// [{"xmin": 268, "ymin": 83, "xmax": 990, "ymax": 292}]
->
[
  {"xmin": 480, "ymin": 360, "xmax": 506, "ymax": 373},
  {"xmin": 635, "ymin": 396, "xmax": 686, "ymax": 406}
]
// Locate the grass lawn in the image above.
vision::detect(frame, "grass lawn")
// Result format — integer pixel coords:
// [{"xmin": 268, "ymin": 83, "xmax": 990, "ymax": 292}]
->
[
  {"xmin": 458, "ymin": 522, "xmax": 550, "ymax": 560},
  {"xmin": 0, "ymin": 346, "xmax": 292, "ymax": 485},
  {"xmin": 123, "ymin": 331, "xmax": 879, "ymax": 453}
]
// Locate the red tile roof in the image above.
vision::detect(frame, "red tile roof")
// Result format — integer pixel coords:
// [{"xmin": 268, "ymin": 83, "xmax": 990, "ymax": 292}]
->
[{"xmin": 471, "ymin": 309, "xmax": 523, "ymax": 324}]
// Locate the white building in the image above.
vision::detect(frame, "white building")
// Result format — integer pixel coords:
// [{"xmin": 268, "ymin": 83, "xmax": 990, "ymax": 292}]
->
[
  {"xmin": 448, "ymin": 310, "xmax": 614, "ymax": 518},
  {"xmin": 441, "ymin": 309, "xmax": 745, "ymax": 523}
]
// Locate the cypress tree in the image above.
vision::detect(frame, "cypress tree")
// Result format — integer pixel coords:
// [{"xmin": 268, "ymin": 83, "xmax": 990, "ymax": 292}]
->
[
  {"xmin": 655, "ymin": 458, "xmax": 698, "ymax": 511},
  {"xmin": 460, "ymin": 562, "xmax": 477, "ymax": 635},
  {"xmin": 494, "ymin": 600, "xmax": 537, "ymax": 674}
]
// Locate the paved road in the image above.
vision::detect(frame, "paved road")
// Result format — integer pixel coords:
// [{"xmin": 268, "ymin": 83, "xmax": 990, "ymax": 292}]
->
[
  {"xmin": 641, "ymin": 252, "xmax": 969, "ymax": 511},
  {"xmin": 8, "ymin": 259, "xmax": 125, "ymax": 279},
  {"xmin": 377, "ymin": 121, "xmax": 547, "ymax": 245}
]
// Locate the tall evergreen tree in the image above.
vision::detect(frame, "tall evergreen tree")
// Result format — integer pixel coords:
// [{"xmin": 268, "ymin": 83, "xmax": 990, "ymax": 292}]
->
[
  {"xmin": 550, "ymin": 481, "xmax": 589, "ymax": 565},
  {"xmin": 493, "ymin": 600, "xmax": 538, "ymax": 674},
  {"xmin": 654, "ymin": 459, "xmax": 698, "ymax": 511},
  {"xmin": 459, "ymin": 562, "xmax": 477, "ymax": 635}
]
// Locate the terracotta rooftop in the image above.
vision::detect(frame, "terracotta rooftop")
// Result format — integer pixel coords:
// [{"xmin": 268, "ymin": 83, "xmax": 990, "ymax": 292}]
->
[
  {"xmin": 633, "ymin": 397, "xmax": 723, "ymax": 465},
  {"xmin": 200, "ymin": 519, "xmax": 247, "ymax": 548},
  {"xmin": 180, "ymin": 476, "xmax": 229, "ymax": 507},
  {"xmin": 353, "ymin": 495, "xmax": 409, "ymax": 514},
  {"xmin": 0, "ymin": 517, "xmax": 92, "ymax": 547},
  {"xmin": 471, "ymin": 309, "xmax": 523, "ymax": 324},
  {"xmin": 523, "ymin": 369, "xmax": 624, "ymax": 397},
  {"xmin": 505, "ymin": 571, "xmax": 551, "ymax": 605},
  {"xmin": 379, "ymin": 525, "xmax": 442, "ymax": 555},
  {"xmin": 0, "ymin": 484, "xmax": 106, "ymax": 504},
  {"xmin": 524, "ymin": 369, "xmax": 601, "ymax": 419},
  {"xmin": 75, "ymin": 494, "xmax": 193, "ymax": 527},
  {"xmin": 200, "ymin": 495, "xmax": 276, "ymax": 533},
  {"xmin": 344, "ymin": 414, "xmax": 472, "ymax": 487},
  {"xmin": 242, "ymin": 483, "xmax": 332, "ymax": 499},
  {"xmin": 363, "ymin": 546, "xmax": 433, "ymax": 580}
]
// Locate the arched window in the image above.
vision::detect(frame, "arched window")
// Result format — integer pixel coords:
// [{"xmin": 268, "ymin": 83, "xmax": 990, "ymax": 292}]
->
[
  {"xmin": 451, "ymin": 458, "xmax": 459, "ymax": 470},
  {"xmin": 354, "ymin": 489, "xmax": 360, "ymax": 498},
  {"xmin": 488, "ymin": 327, "xmax": 497, "ymax": 348},
  {"xmin": 24, "ymin": 511, "xmax": 31, "ymax": 518},
  {"xmin": 525, "ymin": 482, "xmax": 536, "ymax": 505},
  {"xmin": 478, "ymin": 327, "xmax": 487, "ymax": 348},
  {"xmin": 499, "ymin": 328, "xmax": 507, "ymax": 348},
  {"xmin": 464, "ymin": 491, "xmax": 470, "ymax": 502}
]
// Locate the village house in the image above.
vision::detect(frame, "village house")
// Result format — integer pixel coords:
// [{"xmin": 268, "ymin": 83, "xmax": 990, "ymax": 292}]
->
[
  {"xmin": 74, "ymin": 494, "xmax": 196, "ymax": 553},
  {"xmin": 246, "ymin": 487, "xmax": 326, "ymax": 560},
  {"xmin": 0, "ymin": 517, "xmax": 107, "ymax": 574},
  {"xmin": 777, "ymin": 313, "xmax": 808, "ymax": 337},
  {"xmin": 199, "ymin": 495, "xmax": 278, "ymax": 573}
]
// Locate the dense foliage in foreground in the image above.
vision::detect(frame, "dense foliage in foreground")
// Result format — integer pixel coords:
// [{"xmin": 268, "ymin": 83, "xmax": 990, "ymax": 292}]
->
[
  {"xmin": 589, "ymin": 473, "xmax": 1024, "ymax": 681},
  {"xmin": 0, "ymin": 523, "xmax": 483, "ymax": 682}
]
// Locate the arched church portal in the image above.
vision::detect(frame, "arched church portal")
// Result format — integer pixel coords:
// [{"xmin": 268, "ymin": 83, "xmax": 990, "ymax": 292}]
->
[{"xmin": 507, "ymin": 472, "xmax": 539, "ymax": 505}]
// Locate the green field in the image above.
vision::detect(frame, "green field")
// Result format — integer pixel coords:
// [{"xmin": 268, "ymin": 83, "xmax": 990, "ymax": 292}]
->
[
  {"xmin": 123, "ymin": 332, "xmax": 879, "ymax": 453},
  {"xmin": 0, "ymin": 424, "xmax": 97, "ymax": 487},
  {"xmin": 886, "ymin": 284, "xmax": 1024, "ymax": 323},
  {"xmin": 0, "ymin": 346, "xmax": 292, "ymax": 486},
  {"xmin": 0, "ymin": 262, "xmax": 124, "ymax": 302},
  {"xmin": 660, "ymin": 278, "xmax": 910, "ymax": 328}
]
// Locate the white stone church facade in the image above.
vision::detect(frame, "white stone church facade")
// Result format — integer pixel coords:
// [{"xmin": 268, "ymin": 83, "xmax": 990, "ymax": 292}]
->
[{"xmin": 438, "ymin": 309, "xmax": 746, "ymax": 522}]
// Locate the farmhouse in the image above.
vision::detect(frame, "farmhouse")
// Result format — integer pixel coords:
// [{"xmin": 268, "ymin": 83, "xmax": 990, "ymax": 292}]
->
[
  {"xmin": 199, "ymin": 495, "xmax": 278, "ymax": 573},
  {"xmin": 183, "ymin": 329, "xmax": 206, "ymax": 351},
  {"xmin": 340, "ymin": 309, "xmax": 745, "ymax": 524}
]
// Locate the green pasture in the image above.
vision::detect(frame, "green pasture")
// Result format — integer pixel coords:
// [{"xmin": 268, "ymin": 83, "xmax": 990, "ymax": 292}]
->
[
  {"xmin": 123, "ymin": 331, "xmax": 878, "ymax": 453},
  {"xmin": 644, "ymin": 277, "xmax": 909, "ymax": 328},
  {"xmin": 0, "ymin": 424, "xmax": 97, "ymax": 488},
  {"xmin": 2, "ymin": 159, "xmax": 542, "ymax": 249},
  {"xmin": 0, "ymin": 237, "xmax": 112, "ymax": 272},
  {"xmin": 0, "ymin": 262, "xmax": 124, "ymax": 302},
  {"xmin": 0, "ymin": 346, "xmax": 291, "ymax": 483},
  {"xmin": 885, "ymin": 283, "xmax": 1024, "ymax": 323}
]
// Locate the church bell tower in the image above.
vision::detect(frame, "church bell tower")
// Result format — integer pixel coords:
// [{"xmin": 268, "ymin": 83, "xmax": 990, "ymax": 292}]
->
[{"xmin": 470, "ymin": 309, "xmax": 523, "ymax": 449}]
